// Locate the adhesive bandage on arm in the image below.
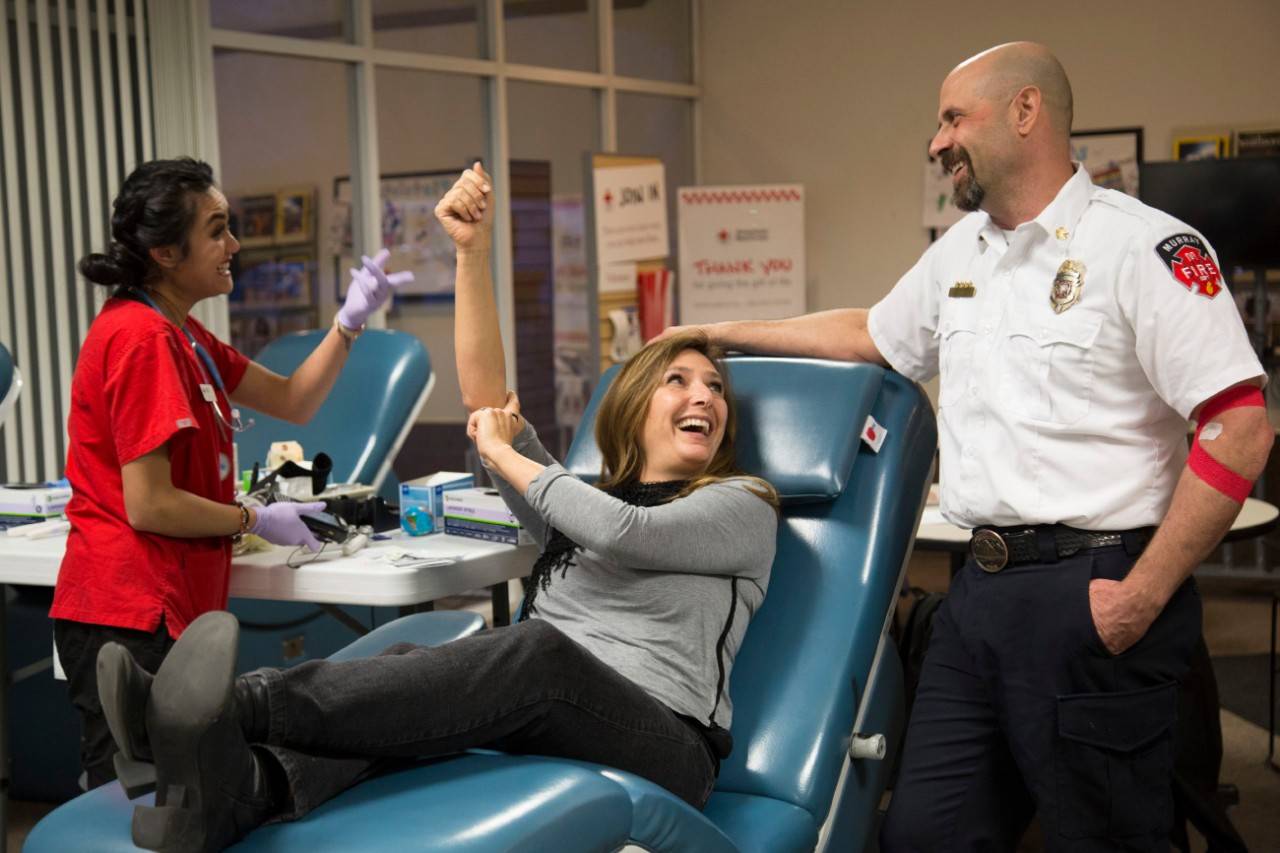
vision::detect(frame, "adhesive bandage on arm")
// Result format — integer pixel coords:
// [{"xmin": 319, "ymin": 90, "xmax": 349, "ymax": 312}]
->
[{"xmin": 1188, "ymin": 385, "xmax": 1265, "ymax": 503}]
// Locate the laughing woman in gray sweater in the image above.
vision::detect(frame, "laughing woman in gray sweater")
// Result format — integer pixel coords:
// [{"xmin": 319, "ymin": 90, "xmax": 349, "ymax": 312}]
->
[{"xmin": 94, "ymin": 163, "xmax": 778, "ymax": 853}]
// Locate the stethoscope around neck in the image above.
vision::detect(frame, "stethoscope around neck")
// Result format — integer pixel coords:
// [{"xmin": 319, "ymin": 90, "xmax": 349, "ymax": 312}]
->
[{"xmin": 134, "ymin": 288, "xmax": 254, "ymax": 437}]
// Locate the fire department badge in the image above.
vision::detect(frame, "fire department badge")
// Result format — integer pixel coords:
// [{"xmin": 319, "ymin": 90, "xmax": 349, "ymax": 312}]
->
[
  {"xmin": 1050, "ymin": 259, "xmax": 1086, "ymax": 314},
  {"xmin": 1155, "ymin": 233, "xmax": 1223, "ymax": 299}
]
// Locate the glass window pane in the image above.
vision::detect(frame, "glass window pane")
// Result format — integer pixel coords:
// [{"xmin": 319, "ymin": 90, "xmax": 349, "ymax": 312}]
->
[
  {"xmin": 616, "ymin": 92, "xmax": 693, "ymax": 258},
  {"xmin": 504, "ymin": 1, "xmax": 596, "ymax": 72},
  {"xmin": 214, "ymin": 51, "xmax": 351, "ymax": 357},
  {"xmin": 508, "ymin": 82, "xmax": 596, "ymax": 197},
  {"xmin": 211, "ymin": 0, "xmax": 352, "ymax": 43},
  {"xmin": 372, "ymin": 0, "xmax": 487, "ymax": 59},
  {"xmin": 614, "ymin": 0, "xmax": 691, "ymax": 83},
  {"xmin": 509, "ymin": 82, "xmax": 599, "ymax": 439},
  {"xmin": 375, "ymin": 68, "xmax": 489, "ymax": 437}
]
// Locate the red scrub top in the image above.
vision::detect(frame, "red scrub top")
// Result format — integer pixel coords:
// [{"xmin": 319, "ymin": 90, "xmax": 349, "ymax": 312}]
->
[{"xmin": 51, "ymin": 296, "xmax": 250, "ymax": 638}]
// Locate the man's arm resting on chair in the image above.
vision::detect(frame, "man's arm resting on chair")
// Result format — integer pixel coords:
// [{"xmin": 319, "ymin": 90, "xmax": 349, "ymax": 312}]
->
[{"xmin": 663, "ymin": 308, "xmax": 889, "ymax": 365}]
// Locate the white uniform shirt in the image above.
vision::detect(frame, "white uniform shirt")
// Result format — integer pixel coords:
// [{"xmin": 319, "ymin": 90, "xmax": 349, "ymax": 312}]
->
[{"xmin": 868, "ymin": 166, "xmax": 1264, "ymax": 530}]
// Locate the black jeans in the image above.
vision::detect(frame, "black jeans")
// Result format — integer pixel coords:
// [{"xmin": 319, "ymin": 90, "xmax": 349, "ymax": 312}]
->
[
  {"xmin": 52, "ymin": 618, "xmax": 175, "ymax": 789},
  {"xmin": 251, "ymin": 618, "xmax": 718, "ymax": 820},
  {"xmin": 882, "ymin": 547, "xmax": 1201, "ymax": 853}
]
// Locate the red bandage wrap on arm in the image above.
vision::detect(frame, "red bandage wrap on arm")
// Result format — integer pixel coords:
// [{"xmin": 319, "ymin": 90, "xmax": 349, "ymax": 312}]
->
[
  {"xmin": 1188, "ymin": 442, "xmax": 1253, "ymax": 503},
  {"xmin": 1198, "ymin": 384, "xmax": 1264, "ymax": 425},
  {"xmin": 1189, "ymin": 385, "xmax": 1265, "ymax": 504}
]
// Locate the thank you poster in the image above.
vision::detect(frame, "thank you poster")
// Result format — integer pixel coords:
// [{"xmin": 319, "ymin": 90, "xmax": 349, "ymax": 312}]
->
[{"xmin": 677, "ymin": 184, "xmax": 805, "ymax": 325}]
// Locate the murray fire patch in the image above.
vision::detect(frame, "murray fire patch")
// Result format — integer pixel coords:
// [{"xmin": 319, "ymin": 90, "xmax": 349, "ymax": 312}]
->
[{"xmin": 1155, "ymin": 233, "xmax": 1223, "ymax": 299}]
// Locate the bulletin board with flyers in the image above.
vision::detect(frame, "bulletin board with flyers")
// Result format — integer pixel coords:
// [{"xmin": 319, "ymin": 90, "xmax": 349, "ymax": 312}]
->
[{"xmin": 583, "ymin": 153, "xmax": 674, "ymax": 376}]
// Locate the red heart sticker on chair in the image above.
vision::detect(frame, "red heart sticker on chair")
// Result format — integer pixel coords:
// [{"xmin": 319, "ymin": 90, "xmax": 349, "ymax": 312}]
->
[{"xmin": 862, "ymin": 416, "xmax": 886, "ymax": 453}]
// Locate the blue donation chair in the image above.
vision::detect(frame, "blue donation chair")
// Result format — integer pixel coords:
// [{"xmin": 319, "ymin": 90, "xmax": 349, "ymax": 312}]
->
[
  {"xmin": 234, "ymin": 328, "xmax": 434, "ymax": 499},
  {"xmin": 0, "ymin": 341, "xmax": 22, "ymax": 429},
  {"xmin": 228, "ymin": 328, "xmax": 434, "ymax": 671},
  {"xmin": 26, "ymin": 358, "xmax": 937, "ymax": 853}
]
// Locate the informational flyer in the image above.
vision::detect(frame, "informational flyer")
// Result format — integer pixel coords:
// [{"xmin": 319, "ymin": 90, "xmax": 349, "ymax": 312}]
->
[
  {"xmin": 1071, "ymin": 130, "xmax": 1140, "ymax": 196},
  {"xmin": 600, "ymin": 261, "xmax": 638, "ymax": 293},
  {"xmin": 677, "ymin": 184, "xmax": 805, "ymax": 325},
  {"xmin": 592, "ymin": 162, "xmax": 668, "ymax": 266},
  {"xmin": 551, "ymin": 196, "xmax": 590, "ymax": 428}
]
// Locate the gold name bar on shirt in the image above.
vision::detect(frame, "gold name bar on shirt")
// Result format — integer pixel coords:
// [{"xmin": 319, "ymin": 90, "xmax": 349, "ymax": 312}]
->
[{"xmin": 948, "ymin": 281, "xmax": 976, "ymax": 298}]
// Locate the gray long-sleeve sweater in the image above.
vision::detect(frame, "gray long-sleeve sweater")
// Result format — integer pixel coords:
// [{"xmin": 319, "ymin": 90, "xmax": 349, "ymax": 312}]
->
[{"xmin": 488, "ymin": 423, "xmax": 778, "ymax": 729}]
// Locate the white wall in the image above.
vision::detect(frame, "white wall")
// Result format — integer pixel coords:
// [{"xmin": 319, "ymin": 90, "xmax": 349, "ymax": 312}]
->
[{"xmin": 698, "ymin": 0, "xmax": 1280, "ymax": 316}]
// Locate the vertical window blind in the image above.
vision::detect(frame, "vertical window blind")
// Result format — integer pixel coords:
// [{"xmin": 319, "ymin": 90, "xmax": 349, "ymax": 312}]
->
[{"xmin": 0, "ymin": 0, "xmax": 152, "ymax": 483}]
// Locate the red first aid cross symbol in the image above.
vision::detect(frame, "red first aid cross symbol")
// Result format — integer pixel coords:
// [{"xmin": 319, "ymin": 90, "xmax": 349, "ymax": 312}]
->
[{"xmin": 1171, "ymin": 246, "xmax": 1222, "ymax": 298}]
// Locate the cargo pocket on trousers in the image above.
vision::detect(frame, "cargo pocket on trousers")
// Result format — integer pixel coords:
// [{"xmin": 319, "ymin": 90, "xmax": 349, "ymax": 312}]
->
[{"xmin": 1055, "ymin": 681, "xmax": 1177, "ymax": 839}]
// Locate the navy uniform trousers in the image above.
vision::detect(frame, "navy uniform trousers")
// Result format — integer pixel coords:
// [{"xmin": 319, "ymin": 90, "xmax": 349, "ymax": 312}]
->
[{"xmin": 882, "ymin": 543, "xmax": 1201, "ymax": 852}]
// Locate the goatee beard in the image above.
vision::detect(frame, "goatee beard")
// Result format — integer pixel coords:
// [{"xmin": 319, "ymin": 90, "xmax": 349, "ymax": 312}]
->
[{"xmin": 941, "ymin": 147, "xmax": 984, "ymax": 212}]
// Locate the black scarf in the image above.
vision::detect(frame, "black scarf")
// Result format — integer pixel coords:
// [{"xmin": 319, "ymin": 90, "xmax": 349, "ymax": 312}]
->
[{"xmin": 519, "ymin": 479, "xmax": 691, "ymax": 620}]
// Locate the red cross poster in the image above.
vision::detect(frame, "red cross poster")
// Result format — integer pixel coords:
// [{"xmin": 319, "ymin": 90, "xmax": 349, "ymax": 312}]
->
[
  {"xmin": 677, "ymin": 184, "xmax": 805, "ymax": 325},
  {"xmin": 591, "ymin": 162, "xmax": 668, "ymax": 267}
]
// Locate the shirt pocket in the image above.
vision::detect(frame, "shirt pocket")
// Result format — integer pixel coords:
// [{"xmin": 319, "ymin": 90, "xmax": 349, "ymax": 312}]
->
[
  {"xmin": 936, "ymin": 312, "xmax": 982, "ymax": 408},
  {"xmin": 1001, "ymin": 314, "xmax": 1102, "ymax": 425}
]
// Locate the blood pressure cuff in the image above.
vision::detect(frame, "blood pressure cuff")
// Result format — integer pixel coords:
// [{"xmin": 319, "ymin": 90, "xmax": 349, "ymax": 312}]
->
[{"xmin": 1189, "ymin": 385, "xmax": 1264, "ymax": 503}]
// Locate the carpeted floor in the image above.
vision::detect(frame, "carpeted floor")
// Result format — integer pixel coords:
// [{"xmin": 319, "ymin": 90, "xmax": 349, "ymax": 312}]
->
[{"xmin": 1214, "ymin": 653, "xmax": 1278, "ymax": 733}]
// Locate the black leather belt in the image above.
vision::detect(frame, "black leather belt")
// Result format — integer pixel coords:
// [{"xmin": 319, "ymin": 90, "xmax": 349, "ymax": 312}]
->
[{"xmin": 969, "ymin": 524, "xmax": 1155, "ymax": 573}]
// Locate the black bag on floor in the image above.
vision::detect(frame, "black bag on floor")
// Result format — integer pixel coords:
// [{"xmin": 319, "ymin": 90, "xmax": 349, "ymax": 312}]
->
[{"xmin": 896, "ymin": 587, "xmax": 946, "ymax": 731}]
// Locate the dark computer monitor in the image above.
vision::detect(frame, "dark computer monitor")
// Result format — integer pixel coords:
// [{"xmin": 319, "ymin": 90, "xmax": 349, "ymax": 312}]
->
[{"xmin": 1139, "ymin": 158, "xmax": 1280, "ymax": 269}]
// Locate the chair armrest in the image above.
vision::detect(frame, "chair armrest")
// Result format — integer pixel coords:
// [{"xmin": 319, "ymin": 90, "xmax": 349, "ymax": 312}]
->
[{"xmin": 327, "ymin": 611, "xmax": 485, "ymax": 662}]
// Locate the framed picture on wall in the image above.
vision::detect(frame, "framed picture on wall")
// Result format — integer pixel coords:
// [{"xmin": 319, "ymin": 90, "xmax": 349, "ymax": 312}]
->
[
  {"xmin": 332, "ymin": 169, "xmax": 461, "ymax": 302},
  {"xmin": 1071, "ymin": 127, "xmax": 1143, "ymax": 197},
  {"xmin": 271, "ymin": 254, "xmax": 314, "ymax": 307},
  {"xmin": 1173, "ymin": 134, "xmax": 1230, "ymax": 160},
  {"xmin": 1236, "ymin": 129, "xmax": 1280, "ymax": 158},
  {"xmin": 275, "ymin": 187, "xmax": 314, "ymax": 244},
  {"xmin": 231, "ymin": 251, "xmax": 314, "ymax": 307},
  {"xmin": 235, "ymin": 194, "xmax": 277, "ymax": 248}
]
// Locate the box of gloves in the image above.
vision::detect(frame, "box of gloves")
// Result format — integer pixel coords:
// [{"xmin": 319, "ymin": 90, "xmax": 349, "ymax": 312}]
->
[
  {"xmin": 442, "ymin": 487, "xmax": 532, "ymax": 546},
  {"xmin": 399, "ymin": 472, "xmax": 474, "ymax": 533},
  {"xmin": 0, "ymin": 484, "xmax": 71, "ymax": 518}
]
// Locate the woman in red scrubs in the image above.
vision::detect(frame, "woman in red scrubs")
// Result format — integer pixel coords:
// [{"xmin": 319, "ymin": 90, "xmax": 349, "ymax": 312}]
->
[{"xmin": 50, "ymin": 157, "xmax": 408, "ymax": 789}]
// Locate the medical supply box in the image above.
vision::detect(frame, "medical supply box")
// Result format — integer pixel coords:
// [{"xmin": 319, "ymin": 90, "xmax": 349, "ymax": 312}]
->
[
  {"xmin": 399, "ymin": 472, "xmax": 474, "ymax": 531},
  {"xmin": 0, "ymin": 484, "xmax": 71, "ymax": 519},
  {"xmin": 442, "ymin": 487, "xmax": 533, "ymax": 546}
]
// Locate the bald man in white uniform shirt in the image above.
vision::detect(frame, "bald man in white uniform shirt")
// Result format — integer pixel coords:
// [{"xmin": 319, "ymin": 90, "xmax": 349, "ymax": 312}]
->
[{"xmin": 665, "ymin": 42, "xmax": 1270, "ymax": 852}]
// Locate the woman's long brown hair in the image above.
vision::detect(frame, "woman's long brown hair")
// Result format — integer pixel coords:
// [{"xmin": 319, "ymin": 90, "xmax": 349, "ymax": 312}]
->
[{"xmin": 593, "ymin": 330, "xmax": 778, "ymax": 507}]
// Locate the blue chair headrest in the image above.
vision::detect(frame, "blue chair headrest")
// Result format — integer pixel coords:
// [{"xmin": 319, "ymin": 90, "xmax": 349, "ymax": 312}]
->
[
  {"xmin": 564, "ymin": 357, "xmax": 885, "ymax": 504},
  {"xmin": 0, "ymin": 343, "xmax": 12, "ymax": 403},
  {"xmin": 0, "ymin": 342, "xmax": 19, "ymax": 430},
  {"xmin": 235, "ymin": 329, "xmax": 431, "ymax": 490}
]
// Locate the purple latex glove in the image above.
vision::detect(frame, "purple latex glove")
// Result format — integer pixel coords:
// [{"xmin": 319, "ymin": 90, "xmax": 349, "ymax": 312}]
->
[
  {"xmin": 249, "ymin": 501, "xmax": 327, "ymax": 552},
  {"xmin": 336, "ymin": 248, "xmax": 415, "ymax": 331}
]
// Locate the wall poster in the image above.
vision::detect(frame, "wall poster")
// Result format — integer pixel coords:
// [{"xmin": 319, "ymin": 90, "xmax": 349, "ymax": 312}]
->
[{"xmin": 677, "ymin": 184, "xmax": 805, "ymax": 326}]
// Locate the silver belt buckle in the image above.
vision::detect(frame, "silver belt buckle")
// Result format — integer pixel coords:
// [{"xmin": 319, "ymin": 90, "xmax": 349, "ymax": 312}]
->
[{"xmin": 971, "ymin": 529, "xmax": 1009, "ymax": 573}]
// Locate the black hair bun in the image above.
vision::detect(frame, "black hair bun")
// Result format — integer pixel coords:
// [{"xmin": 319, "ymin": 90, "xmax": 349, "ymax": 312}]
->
[{"xmin": 78, "ymin": 243, "xmax": 145, "ymax": 287}]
